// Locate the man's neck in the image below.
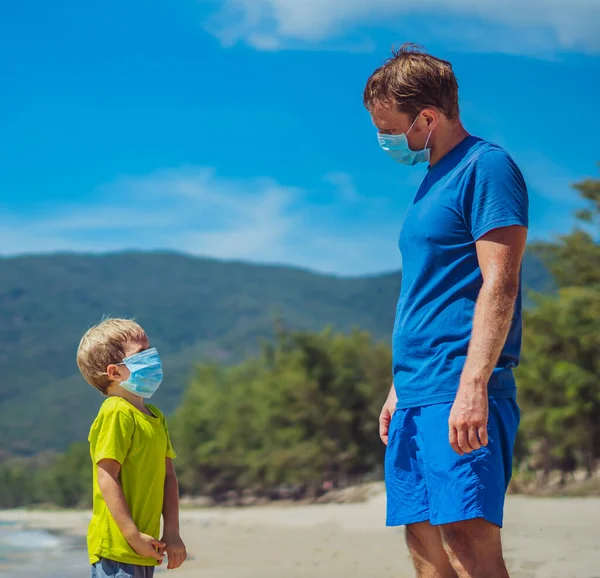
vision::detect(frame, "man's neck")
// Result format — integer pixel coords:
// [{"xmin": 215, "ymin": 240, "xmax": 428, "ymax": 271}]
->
[{"xmin": 429, "ymin": 120, "xmax": 470, "ymax": 166}]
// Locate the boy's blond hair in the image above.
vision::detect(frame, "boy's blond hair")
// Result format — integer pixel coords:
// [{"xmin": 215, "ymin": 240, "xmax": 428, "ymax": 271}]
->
[{"xmin": 77, "ymin": 317, "xmax": 147, "ymax": 393}]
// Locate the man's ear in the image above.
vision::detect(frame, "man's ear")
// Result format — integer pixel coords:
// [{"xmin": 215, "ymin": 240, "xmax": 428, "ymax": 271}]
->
[{"xmin": 420, "ymin": 108, "xmax": 439, "ymax": 130}]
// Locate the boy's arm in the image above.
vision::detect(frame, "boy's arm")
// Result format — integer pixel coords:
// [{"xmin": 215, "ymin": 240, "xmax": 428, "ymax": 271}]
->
[
  {"xmin": 98, "ymin": 459, "xmax": 165, "ymax": 562},
  {"xmin": 161, "ymin": 458, "xmax": 187, "ymax": 569},
  {"xmin": 162, "ymin": 458, "xmax": 180, "ymax": 533}
]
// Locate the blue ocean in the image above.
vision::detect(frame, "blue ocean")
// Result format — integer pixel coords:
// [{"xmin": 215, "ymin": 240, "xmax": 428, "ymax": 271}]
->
[{"xmin": 0, "ymin": 520, "xmax": 89, "ymax": 578}]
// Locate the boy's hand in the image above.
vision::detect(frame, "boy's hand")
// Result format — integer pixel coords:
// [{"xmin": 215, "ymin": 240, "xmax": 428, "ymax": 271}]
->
[
  {"xmin": 128, "ymin": 532, "xmax": 165, "ymax": 563},
  {"xmin": 160, "ymin": 531, "xmax": 187, "ymax": 570}
]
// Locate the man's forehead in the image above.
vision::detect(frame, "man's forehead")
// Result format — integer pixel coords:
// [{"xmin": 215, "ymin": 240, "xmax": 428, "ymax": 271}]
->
[{"xmin": 370, "ymin": 104, "xmax": 409, "ymax": 129}]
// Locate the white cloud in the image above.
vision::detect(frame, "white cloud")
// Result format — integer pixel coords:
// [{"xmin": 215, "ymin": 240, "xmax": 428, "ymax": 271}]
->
[
  {"xmin": 324, "ymin": 172, "xmax": 362, "ymax": 203},
  {"xmin": 1, "ymin": 167, "xmax": 400, "ymax": 276},
  {"xmin": 206, "ymin": 0, "xmax": 600, "ymax": 54},
  {"xmin": 2, "ymin": 160, "xmax": 587, "ymax": 275}
]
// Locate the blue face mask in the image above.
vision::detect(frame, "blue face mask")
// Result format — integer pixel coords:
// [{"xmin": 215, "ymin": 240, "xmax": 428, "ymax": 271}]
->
[
  {"xmin": 377, "ymin": 115, "xmax": 432, "ymax": 166},
  {"xmin": 118, "ymin": 347, "xmax": 163, "ymax": 399}
]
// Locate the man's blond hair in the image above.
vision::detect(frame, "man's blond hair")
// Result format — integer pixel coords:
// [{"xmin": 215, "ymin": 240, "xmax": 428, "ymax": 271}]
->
[
  {"xmin": 363, "ymin": 43, "xmax": 460, "ymax": 120},
  {"xmin": 77, "ymin": 317, "xmax": 147, "ymax": 393}
]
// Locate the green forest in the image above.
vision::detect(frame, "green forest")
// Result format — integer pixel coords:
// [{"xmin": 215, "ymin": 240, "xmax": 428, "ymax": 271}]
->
[
  {"xmin": 0, "ymin": 237, "xmax": 548, "ymax": 455},
  {"xmin": 0, "ymin": 168, "xmax": 598, "ymax": 509}
]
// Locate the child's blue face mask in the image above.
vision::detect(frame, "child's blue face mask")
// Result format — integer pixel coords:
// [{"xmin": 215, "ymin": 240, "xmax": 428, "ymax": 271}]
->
[
  {"xmin": 377, "ymin": 114, "xmax": 432, "ymax": 166},
  {"xmin": 118, "ymin": 347, "xmax": 163, "ymax": 399}
]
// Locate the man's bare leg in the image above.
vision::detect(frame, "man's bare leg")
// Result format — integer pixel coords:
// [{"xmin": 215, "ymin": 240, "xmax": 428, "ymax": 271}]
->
[
  {"xmin": 405, "ymin": 522, "xmax": 458, "ymax": 578},
  {"xmin": 440, "ymin": 518, "xmax": 509, "ymax": 578}
]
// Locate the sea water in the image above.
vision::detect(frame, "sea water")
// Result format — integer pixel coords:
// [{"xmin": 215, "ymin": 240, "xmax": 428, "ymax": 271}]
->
[{"xmin": 0, "ymin": 520, "xmax": 89, "ymax": 577}]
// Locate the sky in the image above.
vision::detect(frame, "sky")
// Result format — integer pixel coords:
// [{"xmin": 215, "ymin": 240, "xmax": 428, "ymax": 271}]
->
[{"xmin": 1, "ymin": 0, "xmax": 599, "ymax": 276}]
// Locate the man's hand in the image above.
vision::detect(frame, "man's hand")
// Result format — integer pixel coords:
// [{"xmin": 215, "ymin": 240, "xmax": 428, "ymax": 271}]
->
[
  {"xmin": 448, "ymin": 226, "xmax": 526, "ymax": 455},
  {"xmin": 159, "ymin": 531, "xmax": 187, "ymax": 570},
  {"xmin": 448, "ymin": 385, "xmax": 489, "ymax": 455},
  {"xmin": 379, "ymin": 385, "xmax": 398, "ymax": 446},
  {"xmin": 128, "ymin": 532, "xmax": 165, "ymax": 563}
]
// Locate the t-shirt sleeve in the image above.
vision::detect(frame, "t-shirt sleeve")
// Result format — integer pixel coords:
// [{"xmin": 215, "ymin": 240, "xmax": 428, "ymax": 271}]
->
[
  {"xmin": 463, "ymin": 150, "xmax": 529, "ymax": 240},
  {"xmin": 90, "ymin": 409, "xmax": 135, "ymax": 465},
  {"xmin": 163, "ymin": 417, "xmax": 177, "ymax": 460}
]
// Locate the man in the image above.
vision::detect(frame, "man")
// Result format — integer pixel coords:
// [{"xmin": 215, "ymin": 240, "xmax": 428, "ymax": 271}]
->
[{"xmin": 364, "ymin": 44, "xmax": 528, "ymax": 578}]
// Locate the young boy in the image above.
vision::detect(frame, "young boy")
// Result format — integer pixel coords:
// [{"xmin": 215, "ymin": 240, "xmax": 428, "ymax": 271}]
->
[{"xmin": 77, "ymin": 318, "xmax": 187, "ymax": 578}]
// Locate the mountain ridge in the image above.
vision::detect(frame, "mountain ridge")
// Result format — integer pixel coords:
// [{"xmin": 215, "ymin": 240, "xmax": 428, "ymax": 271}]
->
[{"xmin": 0, "ymin": 250, "xmax": 551, "ymax": 456}]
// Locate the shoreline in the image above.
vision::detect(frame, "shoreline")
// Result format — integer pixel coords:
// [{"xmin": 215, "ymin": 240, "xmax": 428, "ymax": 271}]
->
[
  {"xmin": 2, "ymin": 493, "xmax": 600, "ymax": 577},
  {"xmin": 4, "ymin": 471, "xmax": 600, "ymax": 525}
]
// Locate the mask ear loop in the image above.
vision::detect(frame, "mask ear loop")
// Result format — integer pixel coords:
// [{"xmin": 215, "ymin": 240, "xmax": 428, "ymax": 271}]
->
[
  {"xmin": 406, "ymin": 114, "xmax": 420, "ymax": 135},
  {"xmin": 407, "ymin": 114, "xmax": 433, "ymax": 150},
  {"xmin": 424, "ymin": 130, "xmax": 432, "ymax": 149},
  {"xmin": 100, "ymin": 359, "xmax": 128, "ymax": 392}
]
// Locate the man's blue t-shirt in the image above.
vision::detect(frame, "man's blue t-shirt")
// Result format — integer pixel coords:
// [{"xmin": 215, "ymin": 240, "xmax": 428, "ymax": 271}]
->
[{"xmin": 392, "ymin": 136, "xmax": 529, "ymax": 409}]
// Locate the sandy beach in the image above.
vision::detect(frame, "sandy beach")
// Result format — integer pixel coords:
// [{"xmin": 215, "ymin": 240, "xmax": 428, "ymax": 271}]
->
[{"xmin": 2, "ymin": 488, "xmax": 600, "ymax": 578}]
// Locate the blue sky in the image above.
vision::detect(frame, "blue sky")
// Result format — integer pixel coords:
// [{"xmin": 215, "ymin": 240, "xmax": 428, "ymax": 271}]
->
[{"xmin": 1, "ymin": 0, "xmax": 598, "ymax": 276}]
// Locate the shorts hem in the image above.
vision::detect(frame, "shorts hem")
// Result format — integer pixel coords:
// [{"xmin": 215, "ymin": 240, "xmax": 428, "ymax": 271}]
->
[
  {"xmin": 430, "ymin": 510, "xmax": 503, "ymax": 529},
  {"xmin": 386, "ymin": 512, "xmax": 430, "ymax": 527}
]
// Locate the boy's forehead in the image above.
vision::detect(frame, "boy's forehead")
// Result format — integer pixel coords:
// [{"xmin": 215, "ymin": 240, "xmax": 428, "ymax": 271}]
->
[{"xmin": 123, "ymin": 336, "xmax": 150, "ymax": 356}]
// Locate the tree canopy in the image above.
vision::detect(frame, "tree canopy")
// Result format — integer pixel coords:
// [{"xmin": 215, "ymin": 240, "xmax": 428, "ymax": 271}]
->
[
  {"xmin": 0, "ymin": 166, "xmax": 597, "ymax": 507},
  {"xmin": 516, "ymin": 165, "xmax": 600, "ymax": 478}
]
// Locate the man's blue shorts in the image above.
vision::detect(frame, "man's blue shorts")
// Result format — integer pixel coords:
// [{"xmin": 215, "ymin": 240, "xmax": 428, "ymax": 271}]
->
[{"xmin": 385, "ymin": 397, "xmax": 520, "ymax": 528}]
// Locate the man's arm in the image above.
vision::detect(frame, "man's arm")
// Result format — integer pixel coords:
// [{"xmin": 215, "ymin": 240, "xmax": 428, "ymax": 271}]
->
[
  {"xmin": 379, "ymin": 383, "xmax": 398, "ymax": 446},
  {"xmin": 160, "ymin": 458, "xmax": 187, "ymax": 569},
  {"xmin": 97, "ymin": 459, "xmax": 165, "ymax": 561},
  {"xmin": 448, "ymin": 225, "xmax": 528, "ymax": 455}
]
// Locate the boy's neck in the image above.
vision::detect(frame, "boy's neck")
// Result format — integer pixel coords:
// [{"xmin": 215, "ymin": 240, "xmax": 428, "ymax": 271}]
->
[{"xmin": 107, "ymin": 384, "xmax": 149, "ymax": 413}]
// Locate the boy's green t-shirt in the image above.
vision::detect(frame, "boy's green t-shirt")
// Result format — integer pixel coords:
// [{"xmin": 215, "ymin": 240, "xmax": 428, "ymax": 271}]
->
[{"xmin": 87, "ymin": 396, "xmax": 176, "ymax": 566}]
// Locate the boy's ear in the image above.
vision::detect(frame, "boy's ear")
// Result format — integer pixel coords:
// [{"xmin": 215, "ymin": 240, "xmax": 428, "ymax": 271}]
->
[{"xmin": 106, "ymin": 364, "xmax": 124, "ymax": 381}]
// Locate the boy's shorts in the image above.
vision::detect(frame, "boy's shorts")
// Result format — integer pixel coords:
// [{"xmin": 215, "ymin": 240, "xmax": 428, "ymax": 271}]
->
[
  {"xmin": 385, "ymin": 397, "xmax": 520, "ymax": 528},
  {"xmin": 91, "ymin": 559, "xmax": 155, "ymax": 578}
]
